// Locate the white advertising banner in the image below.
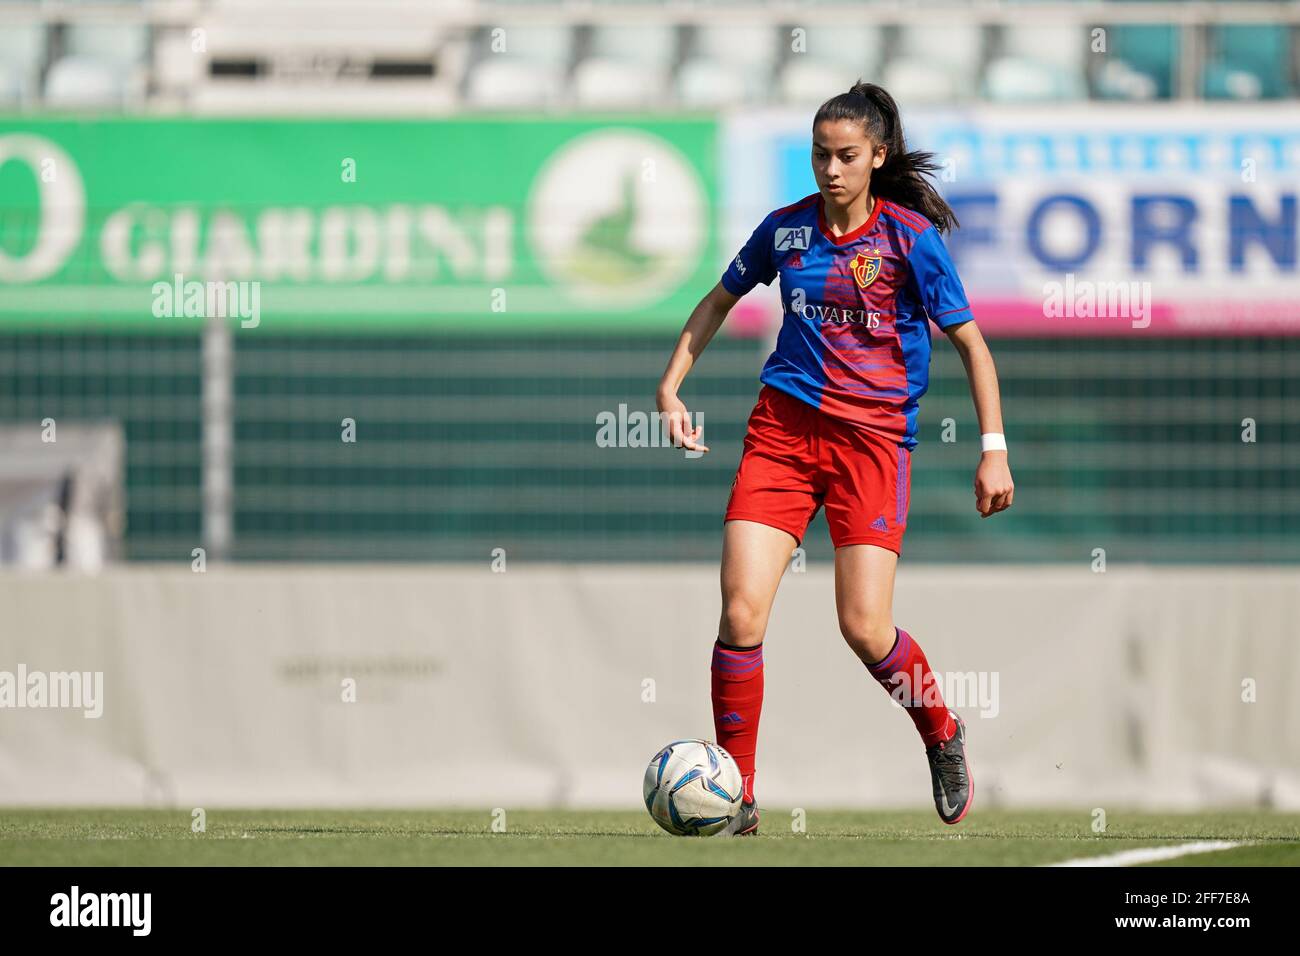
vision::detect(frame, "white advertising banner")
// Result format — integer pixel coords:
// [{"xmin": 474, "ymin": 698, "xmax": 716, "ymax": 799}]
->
[
  {"xmin": 723, "ymin": 105, "xmax": 1300, "ymax": 337},
  {"xmin": 1, "ymin": 564, "xmax": 1297, "ymax": 811}
]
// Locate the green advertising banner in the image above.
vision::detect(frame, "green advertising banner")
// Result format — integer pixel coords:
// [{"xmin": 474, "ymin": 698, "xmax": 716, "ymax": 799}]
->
[{"xmin": 0, "ymin": 118, "xmax": 718, "ymax": 332}]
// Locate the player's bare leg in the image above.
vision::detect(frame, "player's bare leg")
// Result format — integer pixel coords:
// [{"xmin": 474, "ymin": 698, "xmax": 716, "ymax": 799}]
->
[
  {"xmin": 835, "ymin": 543, "xmax": 971, "ymax": 824},
  {"xmin": 834, "ymin": 542, "xmax": 899, "ymax": 664}
]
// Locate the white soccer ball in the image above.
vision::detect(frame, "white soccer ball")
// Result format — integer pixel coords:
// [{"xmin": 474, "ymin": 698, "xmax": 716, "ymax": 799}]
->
[{"xmin": 642, "ymin": 739, "xmax": 743, "ymax": 836}]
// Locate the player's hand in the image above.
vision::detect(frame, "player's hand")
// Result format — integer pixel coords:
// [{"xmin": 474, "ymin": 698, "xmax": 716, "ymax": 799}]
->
[
  {"xmin": 974, "ymin": 452, "xmax": 1013, "ymax": 518},
  {"xmin": 657, "ymin": 391, "xmax": 709, "ymax": 455}
]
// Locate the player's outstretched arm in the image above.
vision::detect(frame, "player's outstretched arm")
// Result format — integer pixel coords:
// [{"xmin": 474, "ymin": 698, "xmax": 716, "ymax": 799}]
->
[
  {"xmin": 945, "ymin": 319, "xmax": 1015, "ymax": 518},
  {"xmin": 656, "ymin": 281, "xmax": 741, "ymax": 455}
]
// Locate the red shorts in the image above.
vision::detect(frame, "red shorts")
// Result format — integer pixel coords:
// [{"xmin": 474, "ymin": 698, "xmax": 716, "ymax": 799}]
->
[{"xmin": 724, "ymin": 384, "xmax": 911, "ymax": 553}]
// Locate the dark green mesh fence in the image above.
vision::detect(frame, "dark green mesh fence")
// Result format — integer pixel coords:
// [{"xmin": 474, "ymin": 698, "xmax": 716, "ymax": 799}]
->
[{"xmin": 2, "ymin": 332, "xmax": 1296, "ymax": 562}]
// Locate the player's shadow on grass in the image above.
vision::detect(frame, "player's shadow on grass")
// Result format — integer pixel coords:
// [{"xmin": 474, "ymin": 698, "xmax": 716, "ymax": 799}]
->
[
  {"xmin": 245, "ymin": 826, "xmax": 391, "ymax": 835},
  {"xmin": 242, "ymin": 825, "xmax": 661, "ymax": 838}
]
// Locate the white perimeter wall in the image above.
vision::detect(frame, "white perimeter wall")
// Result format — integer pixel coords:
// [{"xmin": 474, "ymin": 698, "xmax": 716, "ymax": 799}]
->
[{"xmin": 1, "ymin": 563, "xmax": 1298, "ymax": 811}]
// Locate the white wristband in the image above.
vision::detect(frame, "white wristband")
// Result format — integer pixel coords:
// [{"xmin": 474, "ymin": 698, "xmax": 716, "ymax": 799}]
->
[{"xmin": 981, "ymin": 432, "xmax": 1007, "ymax": 453}]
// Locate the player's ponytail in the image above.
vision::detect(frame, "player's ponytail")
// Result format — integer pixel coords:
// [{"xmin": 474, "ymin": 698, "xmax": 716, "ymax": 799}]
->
[{"xmin": 813, "ymin": 80, "xmax": 958, "ymax": 234}]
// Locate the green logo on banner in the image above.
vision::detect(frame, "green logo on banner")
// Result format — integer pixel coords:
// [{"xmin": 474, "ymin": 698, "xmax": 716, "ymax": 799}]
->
[
  {"xmin": 527, "ymin": 129, "xmax": 706, "ymax": 309},
  {"xmin": 0, "ymin": 119, "xmax": 716, "ymax": 332}
]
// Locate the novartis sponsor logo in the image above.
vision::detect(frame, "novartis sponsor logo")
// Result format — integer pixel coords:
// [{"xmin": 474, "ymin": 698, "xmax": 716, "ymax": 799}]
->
[
  {"xmin": 786, "ymin": 288, "xmax": 883, "ymax": 326},
  {"xmin": 785, "ymin": 300, "xmax": 883, "ymax": 327}
]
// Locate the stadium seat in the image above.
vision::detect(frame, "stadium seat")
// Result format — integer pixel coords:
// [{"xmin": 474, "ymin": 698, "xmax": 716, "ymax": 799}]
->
[
  {"xmin": 586, "ymin": 23, "xmax": 677, "ymax": 71},
  {"xmin": 43, "ymin": 23, "xmax": 150, "ymax": 109},
  {"xmin": 481, "ymin": 23, "xmax": 573, "ymax": 67},
  {"xmin": 44, "ymin": 56, "xmax": 137, "ymax": 109},
  {"xmin": 1000, "ymin": 23, "xmax": 1088, "ymax": 70},
  {"xmin": 676, "ymin": 24, "xmax": 775, "ymax": 107},
  {"xmin": 984, "ymin": 24, "xmax": 1088, "ymax": 102},
  {"xmin": 676, "ymin": 59, "xmax": 752, "ymax": 109},
  {"xmin": 464, "ymin": 24, "xmax": 572, "ymax": 110},
  {"xmin": 776, "ymin": 25, "xmax": 881, "ymax": 105},
  {"xmin": 0, "ymin": 72, "xmax": 25, "ymax": 110},
  {"xmin": 984, "ymin": 58, "xmax": 1088, "ymax": 102},
  {"xmin": 0, "ymin": 23, "xmax": 45, "ymax": 108},
  {"xmin": 571, "ymin": 24, "xmax": 676, "ymax": 108},
  {"xmin": 690, "ymin": 23, "xmax": 777, "ymax": 74},
  {"xmin": 572, "ymin": 58, "xmax": 668, "ymax": 109},
  {"xmin": 882, "ymin": 58, "xmax": 962, "ymax": 105},
  {"xmin": 884, "ymin": 25, "xmax": 983, "ymax": 104},
  {"xmin": 1201, "ymin": 63, "xmax": 1262, "ymax": 101},
  {"xmin": 785, "ymin": 24, "xmax": 882, "ymax": 81},
  {"xmin": 65, "ymin": 23, "xmax": 151, "ymax": 68},
  {"xmin": 1102, "ymin": 24, "xmax": 1177, "ymax": 99},
  {"xmin": 467, "ymin": 59, "xmax": 561, "ymax": 109},
  {"xmin": 778, "ymin": 61, "xmax": 866, "ymax": 106},
  {"xmin": 1093, "ymin": 56, "xmax": 1159, "ymax": 100},
  {"xmin": 1202, "ymin": 25, "xmax": 1290, "ymax": 99}
]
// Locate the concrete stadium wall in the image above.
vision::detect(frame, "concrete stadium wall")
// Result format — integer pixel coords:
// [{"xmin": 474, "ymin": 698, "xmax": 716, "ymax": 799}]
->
[{"xmin": 1, "ymin": 563, "xmax": 1298, "ymax": 812}]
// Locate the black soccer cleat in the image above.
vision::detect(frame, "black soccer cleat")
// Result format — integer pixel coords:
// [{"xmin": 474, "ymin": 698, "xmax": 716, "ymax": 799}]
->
[
  {"xmin": 926, "ymin": 711, "xmax": 972, "ymax": 825},
  {"xmin": 720, "ymin": 799, "xmax": 760, "ymax": 836}
]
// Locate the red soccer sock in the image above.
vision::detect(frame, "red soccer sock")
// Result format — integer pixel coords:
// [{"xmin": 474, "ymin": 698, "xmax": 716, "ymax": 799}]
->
[
  {"xmin": 711, "ymin": 638, "xmax": 764, "ymax": 803},
  {"xmin": 864, "ymin": 626, "xmax": 956, "ymax": 748}
]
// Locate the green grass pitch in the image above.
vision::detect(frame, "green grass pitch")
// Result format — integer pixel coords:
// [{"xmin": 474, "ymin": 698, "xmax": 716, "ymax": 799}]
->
[{"xmin": 3, "ymin": 809, "xmax": 1299, "ymax": 866}]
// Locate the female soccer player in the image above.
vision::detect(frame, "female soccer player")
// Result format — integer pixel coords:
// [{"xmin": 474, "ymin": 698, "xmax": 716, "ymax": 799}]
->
[{"xmin": 657, "ymin": 81, "xmax": 1014, "ymax": 834}]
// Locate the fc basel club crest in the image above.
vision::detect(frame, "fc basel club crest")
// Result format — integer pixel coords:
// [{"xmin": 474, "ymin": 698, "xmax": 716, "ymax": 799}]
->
[{"xmin": 850, "ymin": 250, "xmax": 882, "ymax": 289}]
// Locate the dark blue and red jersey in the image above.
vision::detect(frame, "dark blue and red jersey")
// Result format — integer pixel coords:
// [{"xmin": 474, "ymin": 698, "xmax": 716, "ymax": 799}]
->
[{"xmin": 721, "ymin": 193, "xmax": 973, "ymax": 451}]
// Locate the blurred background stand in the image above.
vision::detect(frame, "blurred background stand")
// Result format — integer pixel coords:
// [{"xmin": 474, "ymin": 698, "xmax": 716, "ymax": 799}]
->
[{"xmin": 0, "ymin": 423, "xmax": 124, "ymax": 571}]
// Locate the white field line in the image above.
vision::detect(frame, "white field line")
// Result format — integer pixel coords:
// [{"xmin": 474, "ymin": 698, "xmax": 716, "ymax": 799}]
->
[{"xmin": 1043, "ymin": 840, "xmax": 1247, "ymax": 867}]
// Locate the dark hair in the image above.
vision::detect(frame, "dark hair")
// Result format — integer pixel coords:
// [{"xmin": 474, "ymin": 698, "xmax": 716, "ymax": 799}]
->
[{"xmin": 812, "ymin": 80, "xmax": 958, "ymax": 234}]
